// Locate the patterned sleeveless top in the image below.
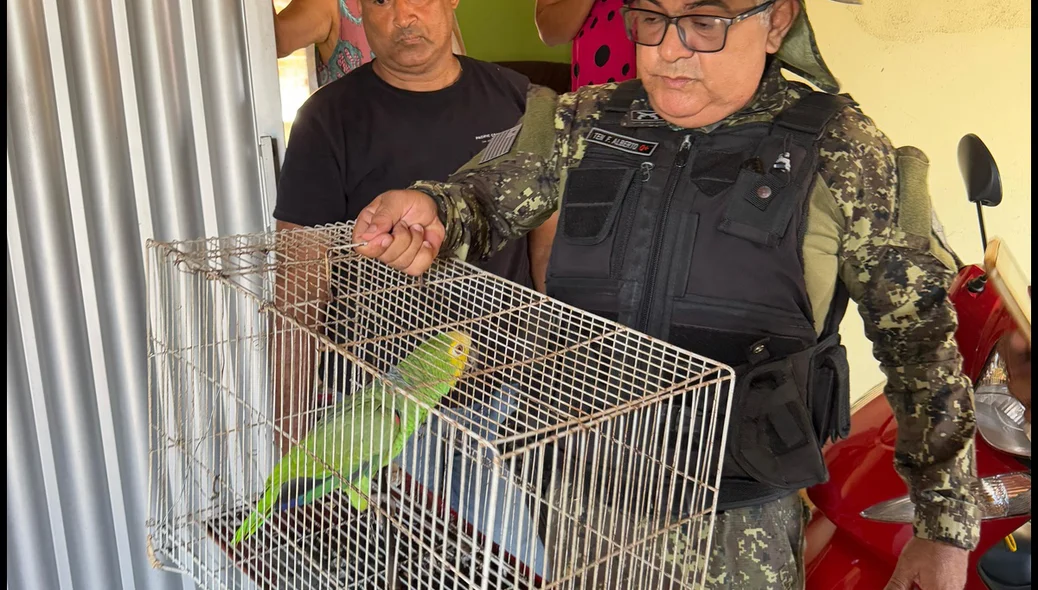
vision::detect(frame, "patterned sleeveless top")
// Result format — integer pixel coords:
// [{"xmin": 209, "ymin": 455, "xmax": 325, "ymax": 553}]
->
[
  {"xmin": 316, "ymin": 0, "xmax": 373, "ymax": 86},
  {"xmin": 571, "ymin": 0, "xmax": 637, "ymax": 91}
]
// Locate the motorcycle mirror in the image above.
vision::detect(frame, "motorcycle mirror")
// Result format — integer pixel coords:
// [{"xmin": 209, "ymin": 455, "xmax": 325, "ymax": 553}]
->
[
  {"xmin": 958, "ymin": 134, "xmax": 1003, "ymax": 207},
  {"xmin": 958, "ymin": 134, "xmax": 1003, "ymax": 255}
]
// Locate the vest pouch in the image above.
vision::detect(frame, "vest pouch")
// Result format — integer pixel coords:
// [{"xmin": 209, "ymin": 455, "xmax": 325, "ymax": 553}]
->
[
  {"xmin": 559, "ymin": 167, "xmax": 635, "ymax": 245},
  {"xmin": 551, "ymin": 167, "xmax": 640, "ymax": 280},
  {"xmin": 718, "ymin": 138, "xmax": 809, "ymax": 247},
  {"xmin": 717, "ymin": 168, "xmax": 798, "ymax": 247},
  {"xmin": 808, "ymin": 332, "xmax": 852, "ymax": 444},
  {"xmin": 728, "ymin": 349, "xmax": 829, "ymax": 490}
]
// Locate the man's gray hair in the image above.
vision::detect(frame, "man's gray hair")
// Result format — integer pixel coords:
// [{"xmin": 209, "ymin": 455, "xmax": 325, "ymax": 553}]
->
[{"xmin": 757, "ymin": 0, "xmax": 776, "ymax": 26}]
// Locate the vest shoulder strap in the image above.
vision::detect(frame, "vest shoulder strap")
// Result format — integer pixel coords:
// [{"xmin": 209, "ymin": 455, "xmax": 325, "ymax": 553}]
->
[
  {"xmin": 773, "ymin": 91, "xmax": 856, "ymax": 141},
  {"xmin": 822, "ymin": 280, "xmax": 850, "ymax": 340},
  {"xmin": 602, "ymin": 79, "xmax": 648, "ymax": 124},
  {"xmin": 774, "ymin": 92, "xmax": 856, "ymax": 340},
  {"xmin": 604, "ymin": 79, "xmax": 645, "ymax": 111}
]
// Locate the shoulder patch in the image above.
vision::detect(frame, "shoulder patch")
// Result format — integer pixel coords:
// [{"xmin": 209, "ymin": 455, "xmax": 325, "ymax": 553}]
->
[{"xmin": 479, "ymin": 123, "xmax": 523, "ymax": 164}]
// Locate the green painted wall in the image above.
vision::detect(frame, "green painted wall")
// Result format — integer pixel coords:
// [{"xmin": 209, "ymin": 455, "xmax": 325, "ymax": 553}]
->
[{"xmin": 456, "ymin": 1, "xmax": 571, "ymax": 63}]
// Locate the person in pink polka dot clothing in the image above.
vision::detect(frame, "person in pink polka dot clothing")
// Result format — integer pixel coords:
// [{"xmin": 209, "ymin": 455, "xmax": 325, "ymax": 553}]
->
[{"xmin": 535, "ymin": 0, "xmax": 637, "ymax": 91}]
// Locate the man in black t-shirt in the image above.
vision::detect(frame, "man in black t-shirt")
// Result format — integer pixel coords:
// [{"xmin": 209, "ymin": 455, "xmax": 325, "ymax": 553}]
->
[
  {"xmin": 270, "ymin": 0, "xmax": 554, "ymax": 455},
  {"xmin": 274, "ymin": 24, "xmax": 538, "ymax": 286}
]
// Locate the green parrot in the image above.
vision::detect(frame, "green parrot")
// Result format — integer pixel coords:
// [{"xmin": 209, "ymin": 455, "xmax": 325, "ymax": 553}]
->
[{"xmin": 232, "ymin": 330, "xmax": 473, "ymax": 545}]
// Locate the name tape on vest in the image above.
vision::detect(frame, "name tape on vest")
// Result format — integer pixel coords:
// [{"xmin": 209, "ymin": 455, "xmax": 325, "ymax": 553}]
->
[{"xmin": 585, "ymin": 127, "xmax": 659, "ymax": 157}]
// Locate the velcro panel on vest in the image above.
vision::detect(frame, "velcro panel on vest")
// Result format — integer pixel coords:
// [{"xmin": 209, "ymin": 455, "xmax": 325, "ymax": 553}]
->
[
  {"xmin": 690, "ymin": 150, "xmax": 747, "ymax": 196},
  {"xmin": 561, "ymin": 168, "xmax": 635, "ymax": 242},
  {"xmin": 895, "ymin": 146, "xmax": 933, "ymax": 240},
  {"xmin": 718, "ymin": 137, "xmax": 810, "ymax": 247},
  {"xmin": 510, "ymin": 86, "xmax": 561, "ymax": 160},
  {"xmin": 893, "ymin": 145, "xmax": 959, "ymax": 271}
]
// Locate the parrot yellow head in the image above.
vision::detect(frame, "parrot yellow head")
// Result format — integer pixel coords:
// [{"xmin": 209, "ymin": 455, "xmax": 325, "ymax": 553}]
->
[
  {"xmin": 398, "ymin": 330, "xmax": 473, "ymax": 388},
  {"xmin": 440, "ymin": 330, "xmax": 472, "ymax": 381}
]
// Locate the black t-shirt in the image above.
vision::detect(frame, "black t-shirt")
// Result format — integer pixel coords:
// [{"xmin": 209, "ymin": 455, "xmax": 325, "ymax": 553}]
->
[{"xmin": 274, "ymin": 55, "xmax": 533, "ymax": 288}]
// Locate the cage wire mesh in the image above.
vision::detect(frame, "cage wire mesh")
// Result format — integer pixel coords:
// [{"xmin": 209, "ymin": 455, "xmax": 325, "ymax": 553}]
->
[{"xmin": 146, "ymin": 221, "xmax": 736, "ymax": 590}]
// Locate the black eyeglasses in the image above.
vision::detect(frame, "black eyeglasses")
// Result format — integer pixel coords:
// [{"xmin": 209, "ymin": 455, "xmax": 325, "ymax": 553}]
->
[{"xmin": 621, "ymin": 0, "xmax": 777, "ymax": 53}]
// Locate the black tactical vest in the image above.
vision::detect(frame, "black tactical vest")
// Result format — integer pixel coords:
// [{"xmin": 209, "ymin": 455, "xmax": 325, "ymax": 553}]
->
[{"xmin": 546, "ymin": 81, "xmax": 854, "ymax": 511}]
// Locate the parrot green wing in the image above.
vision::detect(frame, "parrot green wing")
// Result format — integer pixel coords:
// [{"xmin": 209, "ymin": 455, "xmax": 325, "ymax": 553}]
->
[
  {"xmin": 231, "ymin": 330, "xmax": 471, "ymax": 545},
  {"xmin": 231, "ymin": 388, "xmax": 392, "ymax": 545}
]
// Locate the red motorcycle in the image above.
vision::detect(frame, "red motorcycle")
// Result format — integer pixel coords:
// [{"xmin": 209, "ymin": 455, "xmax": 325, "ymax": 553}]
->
[{"xmin": 803, "ymin": 134, "xmax": 1031, "ymax": 589}]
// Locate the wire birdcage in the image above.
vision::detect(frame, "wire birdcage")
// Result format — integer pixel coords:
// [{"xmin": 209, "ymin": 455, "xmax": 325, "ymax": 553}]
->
[{"xmin": 146, "ymin": 221, "xmax": 735, "ymax": 590}]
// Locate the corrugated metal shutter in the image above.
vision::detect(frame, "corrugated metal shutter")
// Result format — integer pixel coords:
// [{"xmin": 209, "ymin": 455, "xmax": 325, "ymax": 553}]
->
[{"xmin": 7, "ymin": 0, "xmax": 284, "ymax": 588}]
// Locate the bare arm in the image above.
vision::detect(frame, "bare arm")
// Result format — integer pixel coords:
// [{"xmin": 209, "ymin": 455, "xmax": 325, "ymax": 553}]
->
[
  {"xmin": 1000, "ymin": 286, "xmax": 1032, "ymax": 424},
  {"xmin": 272, "ymin": 0, "xmax": 337, "ymax": 59},
  {"xmin": 270, "ymin": 219, "xmax": 331, "ymax": 456},
  {"xmin": 534, "ymin": 0, "xmax": 597, "ymax": 47},
  {"xmin": 528, "ymin": 211, "xmax": 559, "ymax": 293}
]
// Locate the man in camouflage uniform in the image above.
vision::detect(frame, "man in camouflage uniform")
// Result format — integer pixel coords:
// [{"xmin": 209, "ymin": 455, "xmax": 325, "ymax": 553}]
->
[{"xmin": 352, "ymin": 0, "xmax": 979, "ymax": 588}]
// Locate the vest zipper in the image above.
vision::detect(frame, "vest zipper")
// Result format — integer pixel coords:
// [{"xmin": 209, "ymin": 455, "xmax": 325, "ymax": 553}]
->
[{"xmin": 639, "ymin": 134, "xmax": 693, "ymax": 332}]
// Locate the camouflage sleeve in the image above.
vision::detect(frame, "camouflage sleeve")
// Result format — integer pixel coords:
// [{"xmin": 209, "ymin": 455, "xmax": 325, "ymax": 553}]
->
[
  {"xmin": 409, "ymin": 84, "xmax": 578, "ymax": 264},
  {"xmin": 821, "ymin": 107, "xmax": 980, "ymax": 551}
]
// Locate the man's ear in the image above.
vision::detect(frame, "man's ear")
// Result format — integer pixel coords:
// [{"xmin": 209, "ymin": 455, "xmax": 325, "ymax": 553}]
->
[{"xmin": 765, "ymin": 0, "xmax": 800, "ymax": 54}]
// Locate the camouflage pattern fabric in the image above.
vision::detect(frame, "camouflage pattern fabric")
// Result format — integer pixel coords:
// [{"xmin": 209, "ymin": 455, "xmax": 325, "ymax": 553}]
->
[
  {"xmin": 539, "ymin": 491, "xmax": 809, "ymax": 590},
  {"xmin": 699, "ymin": 493, "xmax": 811, "ymax": 589},
  {"xmin": 410, "ymin": 59, "xmax": 980, "ymax": 550}
]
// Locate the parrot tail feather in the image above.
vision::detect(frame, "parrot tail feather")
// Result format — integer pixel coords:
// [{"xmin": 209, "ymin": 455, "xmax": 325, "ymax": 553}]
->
[
  {"xmin": 231, "ymin": 461, "xmax": 295, "ymax": 546},
  {"xmin": 299, "ymin": 476, "xmax": 341, "ymax": 507},
  {"xmin": 345, "ymin": 475, "xmax": 372, "ymax": 512},
  {"xmin": 231, "ymin": 508, "xmax": 271, "ymax": 547}
]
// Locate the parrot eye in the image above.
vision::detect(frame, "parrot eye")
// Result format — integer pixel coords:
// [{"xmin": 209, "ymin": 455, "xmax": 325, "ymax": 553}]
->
[{"xmin": 451, "ymin": 342, "xmax": 465, "ymax": 358}]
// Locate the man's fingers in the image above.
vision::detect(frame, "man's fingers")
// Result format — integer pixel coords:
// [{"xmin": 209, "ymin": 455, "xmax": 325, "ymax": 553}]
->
[
  {"xmin": 388, "ymin": 224, "xmax": 427, "ymax": 271},
  {"xmin": 421, "ymin": 221, "xmax": 445, "ymax": 254},
  {"xmin": 354, "ymin": 199, "xmax": 399, "ymax": 258},
  {"xmin": 353, "ymin": 199, "xmax": 378, "ymax": 241},
  {"xmin": 883, "ymin": 558, "xmax": 916, "ymax": 590},
  {"xmin": 358, "ymin": 198, "xmax": 395, "ymax": 238},
  {"xmin": 354, "ymin": 230, "xmax": 393, "ymax": 260},
  {"xmin": 1009, "ymin": 331, "xmax": 1030, "ymax": 359},
  {"xmin": 365, "ymin": 210, "xmax": 403, "ymax": 243},
  {"xmin": 1003, "ymin": 329, "xmax": 1032, "ymax": 417},
  {"xmin": 883, "ymin": 574, "xmax": 914, "ymax": 590},
  {"xmin": 376, "ymin": 221, "xmax": 417, "ymax": 266},
  {"xmin": 351, "ymin": 189, "xmax": 443, "ymax": 276},
  {"xmin": 401, "ymin": 221, "xmax": 443, "ymax": 276},
  {"xmin": 403, "ymin": 240, "xmax": 438, "ymax": 276}
]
